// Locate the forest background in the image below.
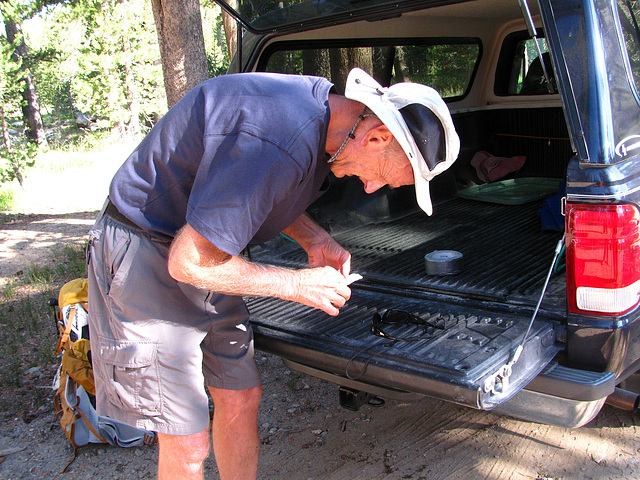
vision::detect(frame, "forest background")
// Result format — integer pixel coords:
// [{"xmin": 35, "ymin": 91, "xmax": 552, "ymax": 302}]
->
[{"xmin": 0, "ymin": 0, "xmax": 235, "ymax": 211}]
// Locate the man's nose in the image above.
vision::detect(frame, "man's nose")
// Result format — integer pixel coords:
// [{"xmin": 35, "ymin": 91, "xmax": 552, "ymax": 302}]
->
[{"xmin": 362, "ymin": 179, "xmax": 386, "ymax": 194}]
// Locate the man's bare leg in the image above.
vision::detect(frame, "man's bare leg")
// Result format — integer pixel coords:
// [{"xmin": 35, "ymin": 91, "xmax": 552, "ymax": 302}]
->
[
  {"xmin": 157, "ymin": 428, "xmax": 210, "ymax": 480},
  {"xmin": 208, "ymin": 385, "xmax": 263, "ymax": 480}
]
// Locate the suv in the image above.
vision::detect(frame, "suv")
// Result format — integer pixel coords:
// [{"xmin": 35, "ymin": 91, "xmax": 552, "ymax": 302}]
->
[{"xmin": 213, "ymin": 0, "xmax": 640, "ymax": 427}]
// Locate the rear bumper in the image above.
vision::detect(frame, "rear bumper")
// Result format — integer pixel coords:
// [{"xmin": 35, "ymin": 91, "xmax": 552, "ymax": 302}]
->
[
  {"xmin": 525, "ymin": 361, "xmax": 615, "ymax": 402},
  {"xmin": 493, "ymin": 390, "xmax": 607, "ymax": 428},
  {"xmin": 279, "ymin": 354, "xmax": 615, "ymax": 428},
  {"xmin": 494, "ymin": 362, "xmax": 615, "ymax": 427}
]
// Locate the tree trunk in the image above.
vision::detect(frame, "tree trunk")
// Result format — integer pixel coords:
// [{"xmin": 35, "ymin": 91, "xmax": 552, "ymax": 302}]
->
[
  {"xmin": 1, "ymin": 105, "xmax": 11, "ymax": 152},
  {"xmin": 2, "ymin": 105, "xmax": 24, "ymax": 187},
  {"xmin": 302, "ymin": 50, "xmax": 330, "ymax": 78},
  {"xmin": 372, "ymin": 46, "xmax": 396, "ymax": 86},
  {"xmin": 221, "ymin": 0, "xmax": 238, "ymax": 61},
  {"xmin": 329, "ymin": 48, "xmax": 373, "ymax": 94},
  {"xmin": 4, "ymin": 21, "xmax": 47, "ymax": 147},
  {"xmin": 151, "ymin": 0, "xmax": 210, "ymax": 108},
  {"xmin": 393, "ymin": 47, "xmax": 409, "ymax": 83}
]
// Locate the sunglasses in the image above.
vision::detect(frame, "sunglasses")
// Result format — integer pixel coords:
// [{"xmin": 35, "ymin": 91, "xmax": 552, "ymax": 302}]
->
[{"xmin": 370, "ymin": 309, "xmax": 443, "ymax": 342}]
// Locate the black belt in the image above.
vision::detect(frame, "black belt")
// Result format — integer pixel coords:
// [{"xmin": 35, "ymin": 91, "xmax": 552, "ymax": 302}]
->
[
  {"xmin": 104, "ymin": 200, "xmax": 144, "ymax": 232},
  {"xmin": 103, "ymin": 199, "xmax": 172, "ymax": 244}
]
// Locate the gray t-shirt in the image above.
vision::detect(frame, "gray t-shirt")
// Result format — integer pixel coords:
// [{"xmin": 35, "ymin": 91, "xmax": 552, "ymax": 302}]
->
[{"xmin": 109, "ymin": 73, "xmax": 333, "ymax": 255}]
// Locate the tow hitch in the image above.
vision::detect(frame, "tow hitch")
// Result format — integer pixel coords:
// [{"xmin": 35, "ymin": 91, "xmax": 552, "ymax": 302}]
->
[{"xmin": 339, "ymin": 386, "xmax": 385, "ymax": 411}]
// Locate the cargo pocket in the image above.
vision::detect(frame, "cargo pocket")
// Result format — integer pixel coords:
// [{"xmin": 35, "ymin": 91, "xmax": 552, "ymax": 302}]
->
[{"xmin": 99, "ymin": 339, "xmax": 163, "ymax": 417}]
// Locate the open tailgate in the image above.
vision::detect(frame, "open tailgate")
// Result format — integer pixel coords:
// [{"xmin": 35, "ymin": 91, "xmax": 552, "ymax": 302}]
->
[{"xmin": 247, "ymin": 289, "xmax": 560, "ymax": 409}]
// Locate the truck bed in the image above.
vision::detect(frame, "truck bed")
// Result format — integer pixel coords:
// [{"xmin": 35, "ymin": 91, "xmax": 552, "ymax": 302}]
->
[
  {"xmin": 246, "ymin": 197, "xmax": 566, "ymax": 409},
  {"xmin": 251, "ymin": 196, "xmax": 566, "ymax": 312}
]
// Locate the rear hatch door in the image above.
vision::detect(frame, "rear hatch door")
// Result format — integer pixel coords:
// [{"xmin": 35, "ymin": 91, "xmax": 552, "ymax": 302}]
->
[
  {"xmin": 539, "ymin": 0, "xmax": 640, "ymax": 165},
  {"xmin": 213, "ymin": 0, "xmax": 475, "ymax": 34}
]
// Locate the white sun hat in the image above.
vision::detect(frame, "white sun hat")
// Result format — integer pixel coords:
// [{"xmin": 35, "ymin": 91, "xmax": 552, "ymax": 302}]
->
[{"xmin": 344, "ymin": 68, "xmax": 460, "ymax": 216}]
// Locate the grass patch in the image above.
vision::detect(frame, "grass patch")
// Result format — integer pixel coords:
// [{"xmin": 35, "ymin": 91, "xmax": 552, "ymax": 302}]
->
[
  {"xmin": 34, "ymin": 129, "xmax": 114, "ymax": 175},
  {"xmin": 0, "ymin": 243, "xmax": 87, "ymax": 417},
  {"xmin": 25, "ymin": 264, "xmax": 54, "ymax": 285},
  {"xmin": 0, "ymin": 183, "xmax": 21, "ymax": 212}
]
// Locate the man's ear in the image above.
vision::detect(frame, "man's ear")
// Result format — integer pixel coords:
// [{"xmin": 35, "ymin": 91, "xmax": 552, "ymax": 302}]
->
[{"xmin": 361, "ymin": 125, "xmax": 394, "ymax": 150}]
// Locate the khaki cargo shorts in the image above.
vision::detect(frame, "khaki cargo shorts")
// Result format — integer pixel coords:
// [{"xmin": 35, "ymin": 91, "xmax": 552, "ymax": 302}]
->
[{"xmin": 87, "ymin": 214, "xmax": 261, "ymax": 436}]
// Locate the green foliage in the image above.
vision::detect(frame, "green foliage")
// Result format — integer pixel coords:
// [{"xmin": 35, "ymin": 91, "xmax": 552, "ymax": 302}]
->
[
  {"xmin": 0, "ymin": 0, "xmax": 233, "ymax": 149},
  {"xmin": 28, "ymin": 0, "xmax": 165, "ymax": 133},
  {"xmin": 264, "ymin": 42, "xmax": 481, "ymax": 98},
  {"xmin": 0, "ymin": 142, "xmax": 37, "ymax": 183},
  {"xmin": 205, "ymin": 6, "xmax": 231, "ymax": 77},
  {"xmin": 0, "ymin": 0, "xmax": 232, "ymax": 190},
  {"xmin": 399, "ymin": 43, "xmax": 480, "ymax": 98},
  {"xmin": 0, "ymin": 3, "xmax": 67, "ymax": 186},
  {"xmin": 0, "ymin": 186, "xmax": 18, "ymax": 211}
]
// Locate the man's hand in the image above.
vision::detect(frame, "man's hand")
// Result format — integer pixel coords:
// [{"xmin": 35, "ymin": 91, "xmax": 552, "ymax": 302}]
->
[
  {"xmin": 306, "ymin": 237, "xmax": 351, "ymax": 275},
  {"xmin": 292, "ymin": 266, "xmax": 351, "ymax": 316},
  {"xmin": 282, "ymin": 213, "xmax": 351, "ymax": 275}
]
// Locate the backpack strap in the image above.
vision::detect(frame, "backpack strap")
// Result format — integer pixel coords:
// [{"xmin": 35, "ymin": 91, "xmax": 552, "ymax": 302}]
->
[
  {"xmin": 60, "ymin": 448, "xmax": 78, "ymax": 474},
  {"xmin": 75, "ymin": 407, "xmax": 108, "ymax": 444},
  {"xmin": 54, "ymin": 302, "xmax": 88, "ymax": 355},
  {"xmin": 54, "ymin": 306, "xmax": 77, "ymax": 355}
]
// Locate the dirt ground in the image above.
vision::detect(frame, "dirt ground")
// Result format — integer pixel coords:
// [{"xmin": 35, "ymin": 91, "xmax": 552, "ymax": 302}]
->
[{"xmin": 1, "ymin": 208, "xmax": 639, "ymax": 480}]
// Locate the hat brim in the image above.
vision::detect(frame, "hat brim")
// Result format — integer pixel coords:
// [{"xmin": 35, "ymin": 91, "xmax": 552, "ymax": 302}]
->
[{"xmin": 344, "ymin": 68, "xmax": 460, "ymax": 216}]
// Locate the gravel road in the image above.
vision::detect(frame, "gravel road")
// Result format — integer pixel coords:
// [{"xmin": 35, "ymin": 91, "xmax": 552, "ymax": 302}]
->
[{"xmin": 1, "ymin": 350, "xmax": 639, "ymax": 479}]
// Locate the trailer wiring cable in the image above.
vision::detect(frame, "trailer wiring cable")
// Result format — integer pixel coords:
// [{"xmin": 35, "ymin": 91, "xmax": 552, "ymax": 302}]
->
[
  {"xmin": 497, "ymin": 233, "xmax": 566, "ymax": 383},
  {"xmin": 344, "ymin": 340, "xmax": 397, "ymax": 381}
]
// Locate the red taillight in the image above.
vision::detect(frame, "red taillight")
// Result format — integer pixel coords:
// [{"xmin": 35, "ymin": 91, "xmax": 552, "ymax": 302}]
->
[{"xmin": 566, "ymin": 204, "xmax": 640, "ymax": 316}]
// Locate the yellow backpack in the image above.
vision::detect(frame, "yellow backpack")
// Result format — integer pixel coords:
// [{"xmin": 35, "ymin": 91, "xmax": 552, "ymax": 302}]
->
[
  {"xmin": 54, "ymin": 278, "xmax": 93, "ymax": 394},
  {"xmin": 51, "ymin": 278, "xmax": 154, "ymax": 470}
]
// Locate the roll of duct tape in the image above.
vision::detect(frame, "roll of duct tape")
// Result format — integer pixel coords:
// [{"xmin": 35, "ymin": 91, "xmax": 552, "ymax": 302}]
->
[{"xmin": 425, "ymin": 250, "xmax": 464, "ymax": 275}]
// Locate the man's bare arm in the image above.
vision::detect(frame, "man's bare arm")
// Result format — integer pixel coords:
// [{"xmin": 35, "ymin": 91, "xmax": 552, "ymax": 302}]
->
[
  {"xmin": 167, "ymin": 223, "xmax": 350, "ymax": 316},
  {"xmin": 281, "ymin": 213, "xmax": 351, "ymax": 275}
]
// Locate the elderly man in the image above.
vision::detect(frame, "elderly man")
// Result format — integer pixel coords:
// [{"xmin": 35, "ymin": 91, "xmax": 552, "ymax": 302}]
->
[{"xmin": 87, "ymin": 68, "xmax": 459, "ymax": 480}]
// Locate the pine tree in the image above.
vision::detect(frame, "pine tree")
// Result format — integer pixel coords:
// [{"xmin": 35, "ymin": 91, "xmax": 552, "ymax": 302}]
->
[{"xmin": 0, "ymin": 0, "xmax": 47, "ymax": 147}]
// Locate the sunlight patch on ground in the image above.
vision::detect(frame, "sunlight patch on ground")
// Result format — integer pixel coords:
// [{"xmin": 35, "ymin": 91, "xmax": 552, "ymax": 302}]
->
[
  {"xmin": 17, "ymin": 159, "xmax": 115, "ymax": 214},
  {"xmin": 1, "ymin": 140, "xmax": 137, "ymax": 286},
  {"xmin": 0, "ymin": 216, "xmax": 95, "ymax": 286}
]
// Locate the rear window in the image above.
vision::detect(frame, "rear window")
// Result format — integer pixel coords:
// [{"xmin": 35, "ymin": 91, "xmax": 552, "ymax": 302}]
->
[
  {"xmin": 617, "ymin": 0, "xmax": 640, "ymax": 97},
  {"xmin": 495, "ymin": 31, "xmax": 557, "ymax": 96},
  {"xmin": 258, "ymin": 40, "xmax": 481, "ymax": 100}
]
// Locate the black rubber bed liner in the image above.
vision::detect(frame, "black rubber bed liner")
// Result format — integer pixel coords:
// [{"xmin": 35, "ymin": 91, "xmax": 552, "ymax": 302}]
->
[
  {"xmin": 246, "ymin": 197, "xmax": 566, "ymax": 409},
  {"xmin": 251, "ymin": 197, "xmax": 566, "ymax": 312}
]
